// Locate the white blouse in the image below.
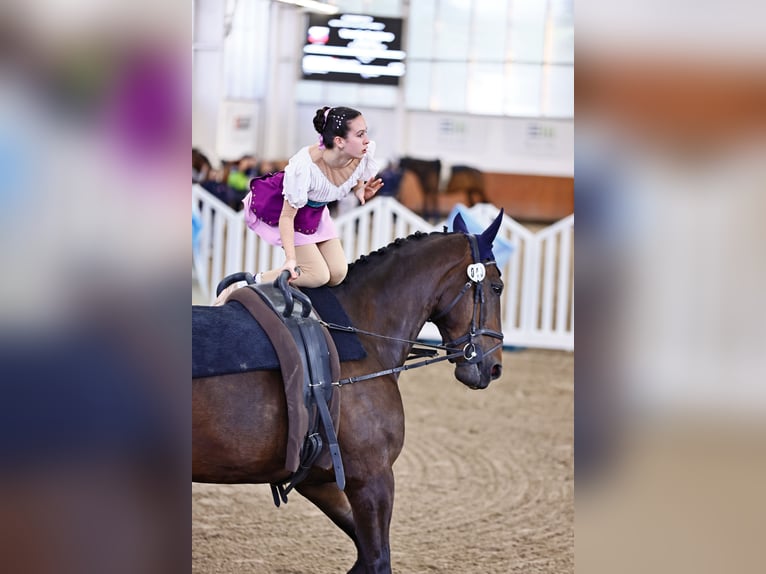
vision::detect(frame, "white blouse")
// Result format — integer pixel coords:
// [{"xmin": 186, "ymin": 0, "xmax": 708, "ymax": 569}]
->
[{"xmin": 282, "ymin": 141, "xmax": 379, "ymax": 208}]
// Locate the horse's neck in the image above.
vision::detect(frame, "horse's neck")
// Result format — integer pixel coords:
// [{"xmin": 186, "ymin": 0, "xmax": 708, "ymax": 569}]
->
[
  {"xmin": 334, "ymin": 236, "xmax": 464, "ymax": 367},
  {"xmin": 336, "ymin": 274, "xmax": 432, "ymax": 367}
]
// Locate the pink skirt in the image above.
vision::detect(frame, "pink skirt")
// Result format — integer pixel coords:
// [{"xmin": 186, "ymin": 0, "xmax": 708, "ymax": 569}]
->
[{"xmin": 245, "ymin": 204, "xmax": 339, "ymax": 247}]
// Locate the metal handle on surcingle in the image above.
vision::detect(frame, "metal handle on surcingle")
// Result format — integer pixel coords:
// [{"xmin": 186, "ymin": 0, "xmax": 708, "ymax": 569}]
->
[
  {"xmin": 289, "ymin": 287, "xmax": 313, "ymax": 318},
  {"xmin": 275, "ymin": 270, "xmax": 295, "ymax": 317},
  {"xmin": 216, "ymin": 271, "xmax": 256, "ymax": 297}
]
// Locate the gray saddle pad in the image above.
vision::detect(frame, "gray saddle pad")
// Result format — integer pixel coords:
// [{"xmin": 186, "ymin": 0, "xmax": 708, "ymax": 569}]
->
[{"xmin": 192, "ymin": 286, "xmax": 366, "ymax": 379}]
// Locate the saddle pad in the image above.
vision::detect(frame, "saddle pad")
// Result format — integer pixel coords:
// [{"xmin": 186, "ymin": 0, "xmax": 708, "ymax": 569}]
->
[
  {"xmin": 193, "ymin": 301, "xmax": 277, "ymax": 378},
  {"xmin": 302, "ymin": 286, "xmax": 366, "ymax": 361},
  {"xmin": 192, "ymin": 286, "xmax": 366, "ymax": 379}
]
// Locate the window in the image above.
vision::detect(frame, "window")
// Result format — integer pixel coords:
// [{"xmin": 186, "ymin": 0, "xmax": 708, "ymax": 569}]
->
[{"xmin": 405, "ymin": 0, "xmax": 573, "ymax": 118}]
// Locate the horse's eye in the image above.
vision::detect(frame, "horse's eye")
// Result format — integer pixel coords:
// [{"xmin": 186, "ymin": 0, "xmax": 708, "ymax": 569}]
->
[{"xmin": 491, "ymin": 283, "xmax": 503, "ymax": 295}]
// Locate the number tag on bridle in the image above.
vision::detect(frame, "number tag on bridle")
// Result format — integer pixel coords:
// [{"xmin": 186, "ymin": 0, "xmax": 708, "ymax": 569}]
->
[{"xmin": 467, "ymin": 263, "xmax": 486, "ymax": 282}]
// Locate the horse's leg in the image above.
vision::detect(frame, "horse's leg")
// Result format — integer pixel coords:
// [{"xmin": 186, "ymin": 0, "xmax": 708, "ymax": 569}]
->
[
  {"xmin": 297, "ymin": 482, "xmax": 357, "ymax": 541},
  {"xmin": 296, "ymin": 482, "xmax": 366, "ymax": 572},
  {"xmin": 343, "ymin": 469, "xmax": 396, "ymax": 574}
]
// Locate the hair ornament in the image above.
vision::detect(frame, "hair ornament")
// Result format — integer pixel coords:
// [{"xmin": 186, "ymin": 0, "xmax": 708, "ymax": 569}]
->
[
  {"xmin": 318, "ymin": 107, "xmax": 333, "ymax": 149},
  {"xmin": 322, "ymin": 107, "xmax": 331, "ymax": 130}
]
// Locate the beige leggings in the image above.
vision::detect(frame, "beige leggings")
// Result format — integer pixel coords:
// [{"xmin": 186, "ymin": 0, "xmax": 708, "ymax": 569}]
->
[
  {"xmin": 261, "ymin": 238, "xmax": 348, "ymax": 288},
  {"xmin": 213, "ymin": 239, "xmax": 348, "ymax": 305}
]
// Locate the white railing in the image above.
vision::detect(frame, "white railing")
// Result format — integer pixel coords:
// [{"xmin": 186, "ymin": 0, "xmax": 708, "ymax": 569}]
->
[{"xmin": 193, "ymin": 184, "xmax": 574, "ymax": 350}]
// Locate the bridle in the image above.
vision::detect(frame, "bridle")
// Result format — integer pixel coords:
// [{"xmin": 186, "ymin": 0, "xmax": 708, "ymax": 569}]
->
[
  {"xmin": 430, "ymin": 233, "xmax": 504, "ymax": 365},
  {"xmin": 321, "ymin": 233, "xmax": 504, "ymax": 386}
]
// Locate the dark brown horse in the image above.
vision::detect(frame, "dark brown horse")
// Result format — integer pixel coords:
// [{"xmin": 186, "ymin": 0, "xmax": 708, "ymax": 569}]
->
[{"xmin": 193, "ymin": 212, "xmax": 505, "ymax": 573}]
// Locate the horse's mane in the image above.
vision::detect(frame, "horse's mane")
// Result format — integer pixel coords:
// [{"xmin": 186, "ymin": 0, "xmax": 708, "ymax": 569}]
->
[
  {"xmin": 346, "ymin": 230, "xmax": 448, "ymax": 276},
  {"xmin": 341, "ymin": 227, "xmax": 474, "ymax": 286}
]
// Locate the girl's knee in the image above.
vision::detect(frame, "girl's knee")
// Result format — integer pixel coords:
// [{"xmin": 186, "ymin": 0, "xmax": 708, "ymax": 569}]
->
[
  {"xmin": 314, "ymin": 266, "xmax": 332, "ymax": 286},
  {"xmin": 327, "ymin": 261, "xmax": 348, "ymax": 286}
]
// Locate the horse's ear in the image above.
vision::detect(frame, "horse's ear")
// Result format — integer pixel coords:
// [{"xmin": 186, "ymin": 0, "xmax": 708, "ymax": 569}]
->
[
  {"xmin": 480, "ymin": 208, "xmax": 504, "ymax": 245},
  {"xmin": 452, "ymin": 212, "xmax": 469, "ymax": 233}
]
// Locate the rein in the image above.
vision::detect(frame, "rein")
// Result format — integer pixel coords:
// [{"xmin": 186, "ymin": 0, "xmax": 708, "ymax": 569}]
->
[
  {"xmin": 319, "ymin": 321, "xmax": 472, "ymax": 386},
  {"xmin": 324, "ymin": 233, "xmax": 504, "ymax": 386}
]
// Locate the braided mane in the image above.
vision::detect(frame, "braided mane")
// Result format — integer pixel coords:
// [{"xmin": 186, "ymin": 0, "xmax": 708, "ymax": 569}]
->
[{"xmin": 346, "ymin": 229, "xmax": 446, "ymax": 273}]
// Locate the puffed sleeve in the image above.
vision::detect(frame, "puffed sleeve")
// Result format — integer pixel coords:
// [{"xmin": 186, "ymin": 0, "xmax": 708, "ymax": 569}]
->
[
  {"xmin": 361, "ymin": 140, "xmax": 379, "ymax": 182},
  {"xmin": 282, "ymin": 147, "xmax": 311, "ymax": 209}
]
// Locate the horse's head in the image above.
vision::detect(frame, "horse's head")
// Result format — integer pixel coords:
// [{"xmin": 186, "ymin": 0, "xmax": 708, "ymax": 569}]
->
[{"xmin": 431, "ymin": 210, "xmax": 505, "ymax": 389}]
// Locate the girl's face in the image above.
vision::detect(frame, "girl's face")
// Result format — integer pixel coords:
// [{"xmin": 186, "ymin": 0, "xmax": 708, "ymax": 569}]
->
[{"xmin": 338, "ymin": 115, "xmax": 370, "ymax": 158}]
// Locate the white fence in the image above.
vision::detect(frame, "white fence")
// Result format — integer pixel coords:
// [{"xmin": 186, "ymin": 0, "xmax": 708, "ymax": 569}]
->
[{"xmin": 193, "ymin": 185, "xmax": 573, "ymax": 351}]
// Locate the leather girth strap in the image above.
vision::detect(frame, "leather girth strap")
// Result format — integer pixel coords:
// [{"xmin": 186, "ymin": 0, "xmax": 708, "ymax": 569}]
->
[
  {"xmin": 228, "ymin": 288, "xmax": 307, "ymax": 472},
  {"xmin": 228, "ymin": 286, "xmax": 345, "ymax": 506}
]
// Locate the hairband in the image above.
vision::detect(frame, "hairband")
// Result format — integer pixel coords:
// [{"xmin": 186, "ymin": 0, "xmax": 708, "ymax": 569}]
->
[{"xmin": 318, "ymin": 107, "xmax": 332, "ymax": 148}]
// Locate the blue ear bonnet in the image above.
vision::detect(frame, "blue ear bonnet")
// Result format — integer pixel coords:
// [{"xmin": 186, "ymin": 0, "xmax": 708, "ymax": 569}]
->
[
  {"xmin": 448, "ymin": 206, "xmax": 510, "ymax": 266},
  {"xmin": 475, "ymin": 232, "xmax": 497, "ymax": 263}
]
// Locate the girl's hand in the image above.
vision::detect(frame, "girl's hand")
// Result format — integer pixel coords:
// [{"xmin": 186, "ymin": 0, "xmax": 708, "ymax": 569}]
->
[
  {"xmin": 355, "ymin": 178, "xmax": 384, "ymax": 205},
  {"xmin": 280, "ymin": 258, "xmax": 300, "ymax": 282}
]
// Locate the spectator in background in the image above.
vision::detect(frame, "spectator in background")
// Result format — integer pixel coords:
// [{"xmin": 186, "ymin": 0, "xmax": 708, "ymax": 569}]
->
[
  {"xmin": 192, "ymin": 148, "xmax": 211, "ymax": 183},
  {"xmin": 224, "ymin": 154, "xmax": 259, "ymax": 196}
]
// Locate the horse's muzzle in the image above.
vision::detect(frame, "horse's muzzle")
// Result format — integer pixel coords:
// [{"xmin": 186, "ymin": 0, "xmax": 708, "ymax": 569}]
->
[{"xmin": 455, "ymin": 359, "xmax": 502, "ymax": 389}]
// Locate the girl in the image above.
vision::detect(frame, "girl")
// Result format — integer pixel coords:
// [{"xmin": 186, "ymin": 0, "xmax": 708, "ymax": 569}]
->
[{"xmin": 214, "ymin": 106, "xmax": 383, "ymax": 303}]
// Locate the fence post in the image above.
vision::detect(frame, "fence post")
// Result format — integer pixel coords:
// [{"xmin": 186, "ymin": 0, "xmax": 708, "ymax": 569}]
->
[{"xmin": 225, "ymin": 216, "xmax": 244, "ymax": 278}]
